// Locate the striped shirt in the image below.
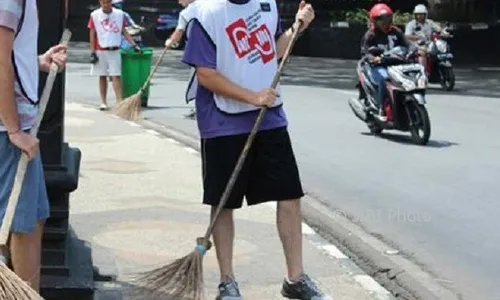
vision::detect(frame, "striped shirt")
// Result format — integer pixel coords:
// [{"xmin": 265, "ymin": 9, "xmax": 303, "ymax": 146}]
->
[{"xmin": 0, "ymin": 0, "xmax": 39, "ymax": 132}]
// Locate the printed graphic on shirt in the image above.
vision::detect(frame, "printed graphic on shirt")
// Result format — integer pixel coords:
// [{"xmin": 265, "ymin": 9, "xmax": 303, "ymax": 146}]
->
[
  {"xmin": 225, "ymin": 9, "xmax": 275, "ymax": 64},
  {"xmin": 100, "ymin": 18, "xmax": 121, "ymax": 33}
]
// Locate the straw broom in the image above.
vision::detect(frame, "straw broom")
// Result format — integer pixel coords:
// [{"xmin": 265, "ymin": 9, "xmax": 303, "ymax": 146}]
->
[
  {"xmin": 0, "ymin": 29, "xmax": 72, "ymax": 300},
  {"xmin": 113, "ymin": 47, "xmax": 169, "ymax": 121},
  {"xmin": 129, "ymin": 21, "xmax": 304, "ymax": 300}
]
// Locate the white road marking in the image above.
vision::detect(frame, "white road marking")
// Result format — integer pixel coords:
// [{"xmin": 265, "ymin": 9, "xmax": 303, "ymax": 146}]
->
[
  {"xmin": 184, "ymin": 147, "xmax": 198, "ymax": 155},
  {"xmin": 321, "ymin": 244, "xmax": 348, "ymax": 259},
  {"xmin": 145, "ymin": 129, "xmax": 160, "ymax": 136},
  {"xmin": 125, "ymin": 121, "xmax": 140, "ymax": 127}
]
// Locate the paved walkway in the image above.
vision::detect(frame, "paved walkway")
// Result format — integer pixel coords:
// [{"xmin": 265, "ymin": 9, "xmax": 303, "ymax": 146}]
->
[{"xmin": 64, "ymin": 102, "xmax": 393, "ymax": 300}]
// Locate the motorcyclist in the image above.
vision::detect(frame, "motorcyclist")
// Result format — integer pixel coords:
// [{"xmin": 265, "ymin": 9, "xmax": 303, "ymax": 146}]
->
[
  {"xmin": 405, "ymin": 4, "xmax": 449, "ymax": 73},
  {"xmin": 360, "ymin": 3, "xmax": 409, "ymax": 121}
]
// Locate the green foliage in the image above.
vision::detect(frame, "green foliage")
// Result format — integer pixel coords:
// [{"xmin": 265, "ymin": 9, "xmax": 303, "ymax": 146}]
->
[{"xmin": 331, "ymin": 9, "xmax": 413, "ymax": 26}]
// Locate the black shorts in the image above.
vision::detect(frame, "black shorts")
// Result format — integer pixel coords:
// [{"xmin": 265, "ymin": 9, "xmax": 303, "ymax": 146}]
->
[{"xmin": 201, "ymin": 126, "xmax": 304, "ymax": 209}]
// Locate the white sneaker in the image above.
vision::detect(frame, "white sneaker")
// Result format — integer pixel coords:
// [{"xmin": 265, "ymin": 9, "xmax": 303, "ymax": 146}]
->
[{"xmin": 99, "ymin": 104, "xmax": 109, "ymax": 111}]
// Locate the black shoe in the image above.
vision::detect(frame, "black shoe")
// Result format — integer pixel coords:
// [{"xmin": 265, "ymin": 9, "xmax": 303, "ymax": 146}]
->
[
  {"xmin": 185, "ymin": 108, "xmax": 196, "ymax": 119},
  {"xmin": 281, "ymin": 273, "xmax": 333, "ymax": 300}
]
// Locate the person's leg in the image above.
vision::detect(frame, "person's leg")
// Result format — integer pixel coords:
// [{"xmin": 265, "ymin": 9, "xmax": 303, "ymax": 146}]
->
[
  {"xmin": 201, "ymin": 135, "xmax": 253, "ymax": 299},
  {"xmin": 0, "ymin": 134, "xmax": 50, "ymax": 292},
  {"xmin": 369, "ymin": 66, "xmax": 388, "ymax": 119},
  {"xmin": 111, "ymin": 76, "xmax": 123, "ymax": 103},
  {"xmin": 246, "ymin": 127, "xmax": 331, "ymax": 299},
  {"xmin": 99, "ymin": 76, "xmax": 108, "ymax": 108},
  {"xmin": 108, "ymin": 51, "xmax": 123, "ymax": 103},
  {"xmin": 418, "ymin": 47, "xmax": 428, "ymax": 72},
  {"xmin": 90, "ymin": 51, "xmax": 109, "ymax": 110},
  {"xmin": 10, "ymin": 220, "xmax": 45, "ymax": 291}
]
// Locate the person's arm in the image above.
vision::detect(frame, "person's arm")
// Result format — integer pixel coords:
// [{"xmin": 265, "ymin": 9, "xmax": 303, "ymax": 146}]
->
[
  {"xmin": 360, "ymin": 31, "xmax": 376, "ymax": 60},
  {"xmin": 88, "ymin": 16, "xmax": 97, "ymax": 52},
  {"xmin": 0, "ymin": 26, "xmax": 19, "ymax": 134},
  {"xmin": 276, "ymin": 1, "xmax": 313, "ymax": 58},
  {"xmin": 429, "ymin": 20, "xmax": 442, "ymax": 33},
  {"xmin": 182, "ymin": 20, "xmax": 258, "ymax": 105},
  {"xmin": 405, "ymin": 22, "xmax": 421, "ymax": 41}
]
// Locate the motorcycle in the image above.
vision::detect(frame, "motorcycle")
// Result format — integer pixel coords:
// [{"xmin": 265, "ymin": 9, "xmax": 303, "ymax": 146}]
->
[
  {"xmin": 349, "ymin": 46, "xmax": 432, "ymax": 145},
  {"xmin": 423, "ymin": 30, "xmax": 455, "ymax": 91},
  {"xmin": 122, "ymin": 16, "xmax": 146, "ymax": 49}
]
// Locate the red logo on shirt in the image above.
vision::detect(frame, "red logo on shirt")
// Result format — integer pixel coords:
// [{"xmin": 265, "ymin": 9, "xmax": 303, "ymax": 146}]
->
[
  {"xmin": 100, "ymin": 19, "xmax": 121, "ymax": 33},
  {"xmin": 225, "ymin": 18, "xmax": 275, "ymax": 64}
]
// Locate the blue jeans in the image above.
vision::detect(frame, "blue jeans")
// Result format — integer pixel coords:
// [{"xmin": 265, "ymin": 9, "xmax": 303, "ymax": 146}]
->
[
  {"xmin": 369, "ymin": 67, "xmax": 389, "ymax": 109},
  {"xmin": 0, "ymin": 132, "xmax": 50, "ymax": 234}
]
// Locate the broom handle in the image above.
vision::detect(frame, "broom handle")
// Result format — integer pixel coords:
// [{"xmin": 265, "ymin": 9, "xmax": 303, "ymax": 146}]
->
[
  {"xmin": 0, "ymin": 29, "xmax": 72, "ymax": 245},
  {"xmin": 140, "ymin": 47, "xmax": 168, "ymax": 92},
  {"xmin": 203, "ymin": 22, "xmax": 303, "ymax": 239}
]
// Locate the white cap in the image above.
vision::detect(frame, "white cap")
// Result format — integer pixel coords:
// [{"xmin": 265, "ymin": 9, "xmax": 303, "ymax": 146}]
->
[{"xmin": 112, "ymin": 0, "xmax": 124, "ymax": 4}]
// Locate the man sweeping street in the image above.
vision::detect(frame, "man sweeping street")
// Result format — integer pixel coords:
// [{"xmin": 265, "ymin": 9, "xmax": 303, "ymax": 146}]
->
[
  {"xmin": 88, "ymin": 0, "xmax": 141, "ymax": 111},
  {"xmin": 182, "ymin": 0, "xmax": 333, "ymax": 298},
  {"xmin": 0, "ymin": 0, "xmax": 67, "ymax": 291}
]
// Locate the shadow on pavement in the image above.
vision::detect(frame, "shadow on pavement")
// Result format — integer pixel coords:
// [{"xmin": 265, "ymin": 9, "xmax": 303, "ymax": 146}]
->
[{"xmin": 361, "ymin": 131, "xmax": 460, "ymax": 148}]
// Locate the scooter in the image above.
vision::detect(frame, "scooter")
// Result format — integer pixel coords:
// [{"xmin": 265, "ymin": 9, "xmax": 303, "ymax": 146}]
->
[
  {"xmin": 425, "ymin": 30, "xmax": 455, "ymax": 91},
  {"xmin": 349, "ymin": 46, "xmax": 432, "ymax": 145}
]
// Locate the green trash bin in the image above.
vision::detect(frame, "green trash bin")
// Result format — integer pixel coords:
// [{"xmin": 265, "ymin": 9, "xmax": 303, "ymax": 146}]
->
[{"xmin": 121, "ymin": 48, "xmax": 153, "ymax": 107}]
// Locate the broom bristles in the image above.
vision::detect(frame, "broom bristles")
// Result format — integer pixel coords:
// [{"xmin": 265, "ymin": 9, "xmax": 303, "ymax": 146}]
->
[
  {"xmin": 0, "ymin": 263, "xmax": 43, "ymax": 300},
  {"xmin": 129, "ymin": 250, "xmax": 204, "ymax": 300},
  {"xmin": 113, "ymin": 91, "xmax": 143, "ymax": 121}
]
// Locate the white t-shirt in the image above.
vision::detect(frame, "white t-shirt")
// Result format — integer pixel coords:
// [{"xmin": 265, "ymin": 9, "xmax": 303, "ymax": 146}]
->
[
  {"xmin": 177, "ymin": 3, "xmax": 197, "ymax": 30},
  {"xmin": 0, "ymin": 0, "xmax": 39, "ymax": 131},
  {"xmin": 90, "ymin": 8, "xmax": 125, "ymax": 48},
  {"xmin": 189, "ymin": 0, "xmax": 282, "ymax": 114}
]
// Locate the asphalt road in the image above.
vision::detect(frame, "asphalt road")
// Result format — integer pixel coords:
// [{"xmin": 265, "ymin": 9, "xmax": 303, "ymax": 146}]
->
[{"xmin": 66, "ymin": 45, "xmax": 500, "ymax": 300}]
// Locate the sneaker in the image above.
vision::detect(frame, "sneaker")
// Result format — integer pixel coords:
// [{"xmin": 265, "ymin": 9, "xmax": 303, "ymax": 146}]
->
[
  {"xmin": 375, "ymin": 108, "xmax": 387, "ymax": 122},
  {"xmin": 99, "ymin": 104, "xmax": 109, "ymax": 111},
  {"xmin": 281, "ymin": 273, "xmax": 333, "ymax": 300},
  {"xmin": 185, "ymin": 108, "xmax": 196, "ymax": 119},
  {"xmin": 215, "ymin": 277, "xmax": 243, "ymax": 300}
]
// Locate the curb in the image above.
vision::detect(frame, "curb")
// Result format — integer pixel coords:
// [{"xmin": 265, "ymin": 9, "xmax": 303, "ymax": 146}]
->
[{"xmin": 134, "ymin": 117, "xmax": 462, "ymax": 300}]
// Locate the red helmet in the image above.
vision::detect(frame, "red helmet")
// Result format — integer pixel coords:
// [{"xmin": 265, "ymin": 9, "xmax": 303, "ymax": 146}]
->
[
  {"xmin": 369, "ymin": 3, "xmax": 393, "ymax": 31},
  {"xmin": 369, "ymin": 3, "xmax": 393, "ymax": 21}
]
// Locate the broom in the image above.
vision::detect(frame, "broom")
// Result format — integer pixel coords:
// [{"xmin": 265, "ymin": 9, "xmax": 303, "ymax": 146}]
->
[
  {"xmin": 0, "ymin": 29, "xmax": 72, "ymax": 300},
  {"xmin": 113, "ymin": 46, "xmax": 169, "ymax": 121},
  {"xmin": 130, "ymin": 21, "xmax": 304, "ymax": 300}
]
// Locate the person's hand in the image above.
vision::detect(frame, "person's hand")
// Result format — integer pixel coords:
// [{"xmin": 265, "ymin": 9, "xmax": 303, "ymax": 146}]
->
[
  {"xmin": 371, "ymin": 56, "xmax": 382, "ymax": 64},
  {"xmin": 90, "ymin": 52, "xmax": 98, "ymax": 64},
  {"xmin": 8, "ymin": 131, "xmax": 39, "ymax": 161},
  {"xmin": 133, "ymin": 44, "xmax": 142, "ymax": 53},
  {"xmin": 165, "ymin": 38, "xmax": 172, "ymax": 49},
  {"xmin": 40, "ymin": 44, "xmax": 68, "ymax": 72},
  {"xmin": 293, "ymin": 0, "xmax": 315, "ymax": 33},
  {"xmin": 253, "ymin": 88, "xmax": 279, "ymax": 107}
]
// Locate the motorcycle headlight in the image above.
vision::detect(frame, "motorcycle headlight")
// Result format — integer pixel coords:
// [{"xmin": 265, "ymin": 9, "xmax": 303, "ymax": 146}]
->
[{"xmin": 435, "ymin": 40, "xmax": 447, "ymax": 53}]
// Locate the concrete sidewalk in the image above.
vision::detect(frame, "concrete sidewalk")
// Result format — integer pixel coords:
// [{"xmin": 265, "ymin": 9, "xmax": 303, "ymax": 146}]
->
[{"xmin": 64, "ymin": 101, "xmax": 393, "ymax": 300}]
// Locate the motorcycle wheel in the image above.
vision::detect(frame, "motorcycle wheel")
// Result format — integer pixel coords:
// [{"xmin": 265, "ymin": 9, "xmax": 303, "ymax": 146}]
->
[
  {"xmin": 407, "ymin": 102, "xmax": 431, "ymax": 145},
  {"xmin": 439, "ymin": 66, "xmax": 455, "ymax": 91}
]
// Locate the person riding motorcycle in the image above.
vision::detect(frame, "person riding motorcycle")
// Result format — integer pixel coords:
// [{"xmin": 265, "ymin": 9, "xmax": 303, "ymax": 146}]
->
[
  {"xmin": 405, "ymin": 4, "xmax": 449, "ymax": 73},
  {"xmin": 360, "ymin": 3, "xmax": 409, "ymax": 121}
]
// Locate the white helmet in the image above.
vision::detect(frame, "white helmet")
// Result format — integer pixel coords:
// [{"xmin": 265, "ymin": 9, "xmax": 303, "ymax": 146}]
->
[{"xmin": 414, "ymin": 4, "xmax": 428, "ymax": 15}]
